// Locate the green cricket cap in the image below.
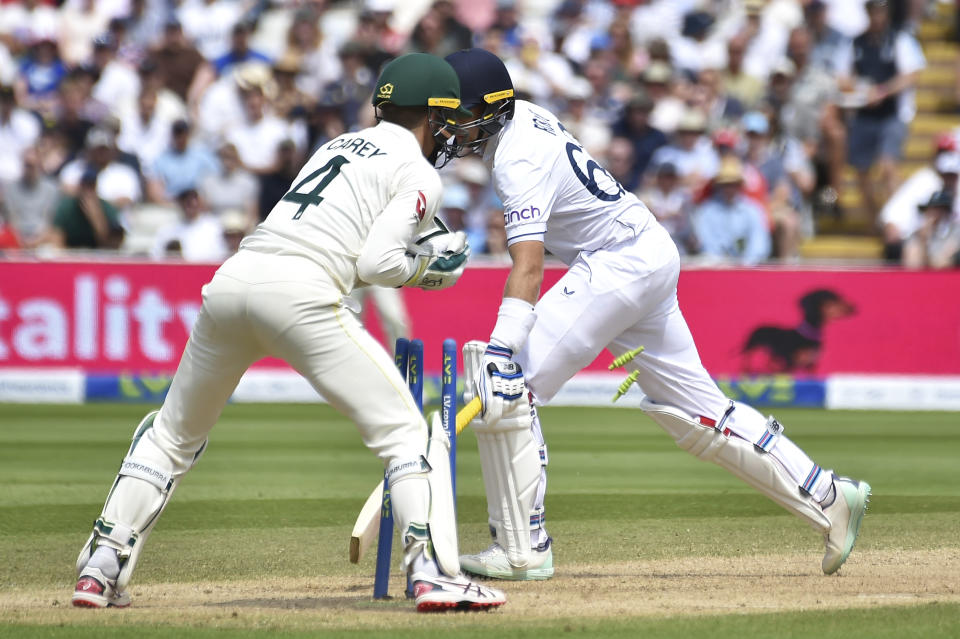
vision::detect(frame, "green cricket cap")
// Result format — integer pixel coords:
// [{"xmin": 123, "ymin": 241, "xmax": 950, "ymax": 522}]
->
[{"xmin": 372, "ymin": 53, "xmax": 471, "ymax": 117}]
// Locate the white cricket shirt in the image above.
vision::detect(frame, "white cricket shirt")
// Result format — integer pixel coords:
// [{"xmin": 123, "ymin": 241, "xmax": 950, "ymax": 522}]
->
[
  {"xmin": 241, "ymin": 121, "xmax": 443, "ymax": 293},
  {"xmin": 484, "ymin": 100, "xmax": 653, "ymax": 265}
]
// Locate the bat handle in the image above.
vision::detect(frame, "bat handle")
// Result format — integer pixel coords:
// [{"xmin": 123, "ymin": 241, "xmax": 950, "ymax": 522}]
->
[{"xmin": 455, "ymin": 396, "xmax": 482, "ymax": 436}]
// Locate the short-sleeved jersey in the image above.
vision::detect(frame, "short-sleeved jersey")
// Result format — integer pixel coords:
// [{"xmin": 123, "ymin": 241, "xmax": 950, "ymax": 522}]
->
[
  {"xmin": 484, "ymin": 100, "xmax": 653, "ymax": 265},
  {"xmin": 240, "ymin": 121, "xmax": 442, "ymax": 292}
]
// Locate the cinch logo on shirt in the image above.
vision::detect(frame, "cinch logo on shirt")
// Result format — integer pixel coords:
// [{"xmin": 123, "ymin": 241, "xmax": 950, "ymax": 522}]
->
[{"xmin": 504, "ymin": 206, "xmax": 541, "ymax": 225}]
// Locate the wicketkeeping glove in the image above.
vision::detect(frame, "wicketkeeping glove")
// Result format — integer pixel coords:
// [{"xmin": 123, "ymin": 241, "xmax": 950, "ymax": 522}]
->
[{"xmin": 403, "ymin": 230, "xmax": 470, "ymax": 290}]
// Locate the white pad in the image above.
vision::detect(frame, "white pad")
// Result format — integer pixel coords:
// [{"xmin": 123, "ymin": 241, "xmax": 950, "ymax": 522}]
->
[
  {"xmin": 464, "ymin": 340, "xmax": 542, "ymax": 566},
  {"xmin": 424, "ymin": 412, "xmax": 460, "ymax": 577},
  {"xmin": 472, "ymin": 415, "xmax": 542, "ymax": 568},
  {"xmin": 640, "ymin": 397, "xmax": 830, "ymax": 533},
  {"xmin": 76, "ymin": 410, "xmax": 207, "ymax": 590}
]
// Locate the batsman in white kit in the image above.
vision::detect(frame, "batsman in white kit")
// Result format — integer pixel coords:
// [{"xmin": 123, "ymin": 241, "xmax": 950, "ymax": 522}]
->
[
  {"xmin": 71, "ymin": 53, "xmax": 506, "ymax": 612},
  {"xmin": 443, "ymin": 49, "xmax": 871, "ymax": 581}
]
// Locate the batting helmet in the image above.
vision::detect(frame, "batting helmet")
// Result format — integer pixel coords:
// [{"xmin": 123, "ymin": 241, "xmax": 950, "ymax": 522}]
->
[{"xmin": 444, "ymin": 48, "xmax": 515, "ymax": 156}]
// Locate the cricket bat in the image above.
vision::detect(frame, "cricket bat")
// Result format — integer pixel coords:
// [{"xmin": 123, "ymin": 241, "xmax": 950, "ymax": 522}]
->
[{"xmin": 348, "ymin": 397, "xmax": 481, "ymax": 563}]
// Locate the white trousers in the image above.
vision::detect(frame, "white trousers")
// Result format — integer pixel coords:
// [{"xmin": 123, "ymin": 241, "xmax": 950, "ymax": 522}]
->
[
  {"xmin": 509, "ymin": 222, "xmax": 830, "ymax": 545},
  {"xmin": 153, "ymin": 250, "xmax": 427, "ymax": 469},
  {"xmin": 520, "ymin": 222, "xmax": 730, "ymax": 420}
]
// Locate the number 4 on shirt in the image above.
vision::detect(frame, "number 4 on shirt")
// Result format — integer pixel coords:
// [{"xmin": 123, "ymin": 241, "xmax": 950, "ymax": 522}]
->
[{"xmin": 283, "ymin": 155, "xmax": 350, "ymax": 219}]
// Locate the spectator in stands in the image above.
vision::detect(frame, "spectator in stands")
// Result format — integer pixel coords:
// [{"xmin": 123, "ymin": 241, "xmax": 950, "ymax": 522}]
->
[
  {"xmin": 350, "ymin": 12, "xmax": 394, "ymax": 75},
  {"xmin": 723, "ymin": 33, "xmax": 764, "ymax": 109},
  {"xmin": 58, "ymin": 0, "xmax": 109, "ymax": 67},
  {"xmin": 17, "ymin": 35, "xmax": 66, "ymax": 118},
  {"xmin": 711, "ymin": 127, "xmax": 769, "ymax": 210},
  {"xmin": 455, "ymin": 157, "xmax": 498, "ymax": 254},
  {"xmin": 606, "ymin": 18, "xmax": 646, "ymax": 84},
  {"xmin": 214, "ymin": 21, "xmax": 270, "ymax": 76},
  {"xmin": 606, "ymin": 137, "xmax": 639, "ymax": 192},
  {"xmin": 881, "ymin": 141, "xmax": 960, "ymax": 261},
  {"xmin": 229, "ymin": 82, "xmax": 304, "ymax": 174},
  {"xmin": 129, "ymin": 59, "xmax": 188, "ymax": 125},
  {"xmin": 638, "ymin": 161, "xmax": 697, "ymax": 255},
  {"xmin": 0, "ymin": 1, "xmax": 61, "ymax": 53},
  {"xmin": 323, "ymin": 41, "xmax": 376, "ymax": 132},
  {"xmin": 491, "ymin": 0, "xmax": 522, "ymax": 52},
  {"xmin": 610, "ymin": 92, "xmax": 667, "ymax": 188},
  {"xmin": 672, "ymin": 10, "xmax": 724, "ymax": 76},
  {"xmin": 0, "ymin": 146, "xmax": 58, "ymax": 248},
  {"xmin": 505, "ymin": 34, "xmax": 576, "ymax": 115},
  {"xmin": 271, "ymin": 53, "xmax": 313, "ymax": 120},
  {"xmin": 642, "ymin": 62, "xmax": 684, "ymax": 134},
  {"xmin": 581, "ymin": 54, "xmax": 622, "ymax": 125},
  {"xmin": 784, "ymin": 25, "xmax": 846, "ymax": 212},
  {"xmin": 177, "ymin": 0, "xmax": 244, "ymax": 61},
  {"xmin": 840, "ymin": 0, "xmax": 925, "ymax": 225},
  {"xmin": 108, "ymin": 16, "xmax": 143, "ymax": 69},
  {"xmin": 126, "ymin": 0, "xmax": 167, "ymax": 53},
  {"xmin": 200, "ymin": 142, "xmax": 259, "ymax": 226},
  {"xmin": 439, "ymin": 182, "xmax": 470, "ymax": 236},
  {"xmin": 51, "ymin": 168, "xmax": 125, "ymax": 249},
  {"xmin": 693, "ymin": 157, "xmax": 771, "ymax": 265},
  {"xmin": 51, "ymin": 71, "xmax": 107, "ymax": 159},
  {"xmin": 152, "ymin": 19, "xmax": 213, "ymax": 108},
  {"xmin": 35, "ymin": 127, "xmax": 70, "ymax": 176},
  {"xmin": 117, "ymin": 85, "xmax": 173, "ymax": 172},
  {"xmin": 408, "ymin": 1, "xmax": 473, "ymax": 58},
  {"xmin": 219, "ymin": 208, "xmax": 249, "ymax": 255},
  {"xmin": 306, "ymin": 99, "xmax": 347, "ymax": 151},
  {"xmin": 283, "ymin": 8, "xmax": 342, "ymax": 97},
  {"xmin": 764, "ymin": 58, "xmax": 797, "ymax": 117},
  {"xmin": 90, "ymin": 34, "xmax": 140, "ymax": 114},
  {"xmin": 742, "ymin": 111, "xmax": 811, "ymax": 260},
  {"xmin": 148, "ymin": 119, "xmax": 219, "ymax": 203},
  {"xmin": 649, "ymin": 110, "xmax": 719, "ymax": 188},
  {"xmin": 257, "ymin": 139, "xmax": 299, "ymax": 221},
  {"xmin": 804, "ymin": 0, "xmax": 850, "ymax": 74},
  {"xmin": 691, "ymin": 66, "xmax": 744, "ymax": 131},
  {"xmin": 0, "ymin": 208, "xmax": 20, "ymax": 249},
  {"xmin": 60, "ymin": 127, "xmax": 142, "ymax": 213},
  {"xmin": 152, "ymin": 187, "xmax": 227, "ymax": 262},
  {"xmin": 903, "ymin": 190, "xmax": 960, "ymax": 269},
  {"xmin": 361, "ymin": 0, "xmax": 406, "ymax": 56},
  {"xmin": 0, "ymin": 83, "xmax": 41, "ymax": 182},
  {"xmin": 560, "ymin": 77, "xmax": 611, "ymax": 159}
]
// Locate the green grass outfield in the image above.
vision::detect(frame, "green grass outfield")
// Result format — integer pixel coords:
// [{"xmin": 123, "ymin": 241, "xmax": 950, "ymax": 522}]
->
[{"xmin": 0, "ymin": 404, "xmax": 958, "ymax": 637}]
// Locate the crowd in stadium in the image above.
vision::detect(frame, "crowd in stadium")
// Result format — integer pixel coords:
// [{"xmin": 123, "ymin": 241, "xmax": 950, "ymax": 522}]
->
[{"xmin": 0, "ymin": 0, "xmax": 958, "ymax": 268}]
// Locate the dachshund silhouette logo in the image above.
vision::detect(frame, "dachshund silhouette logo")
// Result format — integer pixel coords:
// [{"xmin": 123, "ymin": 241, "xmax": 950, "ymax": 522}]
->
[{"xmin": 741, "ymin": 289, "xmax": 856, "ymax": 374}]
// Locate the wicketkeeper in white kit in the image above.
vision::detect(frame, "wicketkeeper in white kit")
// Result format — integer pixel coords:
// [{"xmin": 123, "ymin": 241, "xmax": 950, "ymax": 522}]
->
[
  {"xmin": 71, "ymin": 53, "xmax": 506, "ymax": 612},
  {"xmin": 443, "ymin": 49, "xmax": 872, "ymax": 581}
]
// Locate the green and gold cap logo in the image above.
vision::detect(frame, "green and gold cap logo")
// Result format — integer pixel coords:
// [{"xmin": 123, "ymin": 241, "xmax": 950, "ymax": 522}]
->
[{"xmin": 377, "ymin": 83, "xmax": 395, "ymax": 100}]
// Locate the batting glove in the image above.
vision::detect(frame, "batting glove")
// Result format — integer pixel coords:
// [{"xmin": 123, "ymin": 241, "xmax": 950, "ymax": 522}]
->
[{"xmin": 476, "ymin": 343, "xmax": 527, "ymax": 425}]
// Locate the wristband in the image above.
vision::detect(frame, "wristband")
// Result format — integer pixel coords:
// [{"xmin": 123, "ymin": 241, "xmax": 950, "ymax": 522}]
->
[{"xmin": 489, "ymin": 297, "xmax": 536, "ymax": 354}]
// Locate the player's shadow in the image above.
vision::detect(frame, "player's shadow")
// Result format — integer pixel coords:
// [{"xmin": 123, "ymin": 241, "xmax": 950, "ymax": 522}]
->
[{"xmin": 206, "ymin": 595, "xmax": 417, "ymax": 612}]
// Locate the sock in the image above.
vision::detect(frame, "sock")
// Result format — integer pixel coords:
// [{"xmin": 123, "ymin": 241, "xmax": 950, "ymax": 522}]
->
[
  {"xmin": 411, "ymin": 549, "xmax": 440, "ymax": 579},
  {"xmin": 87, "ymin": 545, "xmax": 120, "ymax": 580},
  {"xmin": 819, "ymin": 481, "xmax": 838, "ymax": 508}
]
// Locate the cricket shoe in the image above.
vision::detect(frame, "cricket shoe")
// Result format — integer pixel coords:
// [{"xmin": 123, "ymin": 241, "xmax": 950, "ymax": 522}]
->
[
  {"xmin": 72, "ymin": 567, "xmax": 131, "ymax": 608},
  {"xmin": 821, "ymin": 475, "xmax": 872, "ymax": 575},
  {"xmin": 412, "ymin": 572, "xmax": 506, "ymax": 612},
  {"xmin": 460, "ymin": 538, "xmax": 554, "ymax": 581}
]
